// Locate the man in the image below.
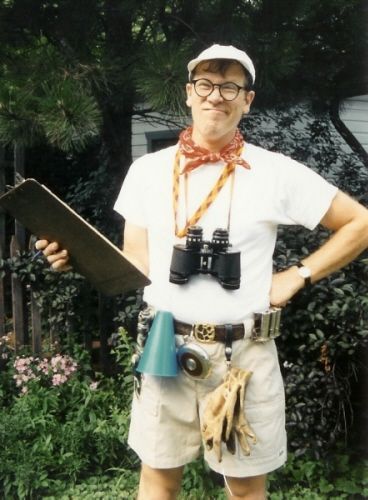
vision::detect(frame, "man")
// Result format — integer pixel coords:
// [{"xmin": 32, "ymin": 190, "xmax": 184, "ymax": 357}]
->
[{"xmin": 37, "ymin": 44, "xmax": 368, "ymax": 499}]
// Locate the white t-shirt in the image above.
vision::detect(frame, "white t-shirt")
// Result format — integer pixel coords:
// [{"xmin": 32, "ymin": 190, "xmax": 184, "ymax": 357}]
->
[{"xmin": 114, "ymin": 143, "xmax": 338, "ymax": 324}]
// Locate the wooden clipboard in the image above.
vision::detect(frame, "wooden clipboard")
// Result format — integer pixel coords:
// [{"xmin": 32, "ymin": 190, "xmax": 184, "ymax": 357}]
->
[{"xmin": 0, "ymin": 178, "xmax": 150, "ymax": 296}]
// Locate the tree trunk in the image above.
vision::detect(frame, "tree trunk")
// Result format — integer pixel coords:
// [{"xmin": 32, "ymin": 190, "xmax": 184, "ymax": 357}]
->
[{"xmin": 100, "ymin": 0, "xmax": 135, "ymax": 196}]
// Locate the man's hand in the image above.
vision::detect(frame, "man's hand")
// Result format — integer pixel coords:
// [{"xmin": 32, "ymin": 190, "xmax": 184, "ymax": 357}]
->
[
  {"xmin": 269, "ymin": 267, "xmax": 305, "ymax": 307},
  {"xmin": 271, "ymin": 192, "xmax": 368, "ymax": 307},
  {"xmin": 35, "ymin": 240, "xmax": 72, "ymax": 272}
]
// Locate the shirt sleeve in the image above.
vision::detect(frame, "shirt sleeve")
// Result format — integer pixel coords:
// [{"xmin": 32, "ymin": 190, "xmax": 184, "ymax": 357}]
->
[
  {"xmin": 275, "ymin": 153, "xmax": 339, "ymax": 230},
  {"xmin": 113, "ymin": 157, "xmax": 149, "ymax": 228}
]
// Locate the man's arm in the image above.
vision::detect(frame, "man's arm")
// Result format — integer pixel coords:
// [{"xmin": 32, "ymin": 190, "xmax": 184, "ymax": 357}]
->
[
  {"xmin": 270, "ymin": 191, "xmax": 368, "ymax": 307},
  {"xmin": 122, "ymin": 222, "xmax": 149, "ymax": 276}
]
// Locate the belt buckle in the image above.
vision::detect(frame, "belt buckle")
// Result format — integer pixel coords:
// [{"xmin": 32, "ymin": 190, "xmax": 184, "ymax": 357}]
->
[{"xmin": 193, "ymin": 323, "xmax": 216, "ymax": 343}]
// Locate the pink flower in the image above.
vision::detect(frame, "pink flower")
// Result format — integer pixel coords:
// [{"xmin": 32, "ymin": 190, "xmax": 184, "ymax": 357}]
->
[
  {"xmin": 37, "ymin": 359, "xmax": 50, "ymax": 375},
  {"xmin": 14, "ymin": 356, "xmax": 36, "ymax": 373},
  {"xmin": 13, "ymin": 353, "xmax": 78, "ymax": 392},
  {"xmin": 52, "ymin": 373, "xmax": 67, "ymax": 386}
]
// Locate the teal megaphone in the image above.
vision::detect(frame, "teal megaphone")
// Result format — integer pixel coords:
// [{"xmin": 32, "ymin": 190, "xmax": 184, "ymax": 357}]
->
[{"xmin": 136, "ymin": 311, "xmax": 178, "ymax": 377}]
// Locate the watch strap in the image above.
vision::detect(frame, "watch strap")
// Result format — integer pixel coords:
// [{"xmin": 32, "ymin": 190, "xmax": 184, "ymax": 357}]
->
[{"xmin": 296, "ymin": 261, "xmax": 312, "ymax": 287}]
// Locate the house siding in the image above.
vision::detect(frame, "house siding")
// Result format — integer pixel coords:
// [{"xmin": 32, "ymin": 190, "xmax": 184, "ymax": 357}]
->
[
  {"xmin": 131, "ymin": 95, "xmax": 368, "ymax": 161},
  {"xmin": 132, "ymin": 111, "xmax": 188, "ymax": 161},
  {"xmin": 339, "ymin": 95, "xmax": 368, "ymax": 152}
]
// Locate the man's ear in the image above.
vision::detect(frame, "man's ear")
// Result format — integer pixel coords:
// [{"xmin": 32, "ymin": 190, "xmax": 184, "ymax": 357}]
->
[
  {"xmin": 242, "ymin": 90, "xmax": 255, "ymax": 115},
  {"xmin": 185, "ymin": 83, "xmax": 193, "ymax": 108}
]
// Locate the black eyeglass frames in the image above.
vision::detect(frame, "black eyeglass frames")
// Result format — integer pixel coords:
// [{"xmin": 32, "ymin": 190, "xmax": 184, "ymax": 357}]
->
[{"xmin": 191, "ymin": 78, "xmax": 247, "ymax": 101}]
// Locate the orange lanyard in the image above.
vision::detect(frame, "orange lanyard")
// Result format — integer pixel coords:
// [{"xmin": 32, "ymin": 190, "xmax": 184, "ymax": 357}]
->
[{"xmin": 173, "ymin": 150, "xmax": 239, "ymax": 238}]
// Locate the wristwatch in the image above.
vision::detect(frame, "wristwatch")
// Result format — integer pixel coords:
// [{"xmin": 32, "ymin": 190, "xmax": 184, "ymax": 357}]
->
[{"xmin": 295, "ymin": 261, "xmax": 312, "ymax": 287}]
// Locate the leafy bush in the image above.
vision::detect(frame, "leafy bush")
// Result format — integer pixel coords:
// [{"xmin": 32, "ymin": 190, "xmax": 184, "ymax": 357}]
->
[
  {"xmin": 268, "ymin": 452, "xmax": 368, "ymax": 499},
  {"xmin": 43, "ymin": 471, "xmax": 141, "ymax": 499},
  {"xmin": 43, "ymin": 460, "xmax": 226, "ymax": 499},
  {"xmin": 0, "ymin": 248, "xmax": 104, "ymax": 355},
  {"xmin": 40, "ymin": 452, "xmax": 368, "ymax": 499},
  {"xmin": 242, "ymin": 105, "xmax": 368, "ymax": 458},
  {"xmin": 64, "ymin": 162, "xmax": 123, "ymax": 244},
  {"xmin": 0, "ymin": 329, "xmax": 137, "ymax": 499}
]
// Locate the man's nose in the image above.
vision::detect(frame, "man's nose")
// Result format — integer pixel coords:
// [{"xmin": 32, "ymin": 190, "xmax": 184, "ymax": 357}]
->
[{"xmin": 207, "ymin": 85, "xmax": 224, "ymax": 102}]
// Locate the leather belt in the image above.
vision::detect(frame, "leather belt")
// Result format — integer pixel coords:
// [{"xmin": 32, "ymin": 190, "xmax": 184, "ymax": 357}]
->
[{"xmin": 174, "ymin": 319, "xmax": 245, "ymax": 343}]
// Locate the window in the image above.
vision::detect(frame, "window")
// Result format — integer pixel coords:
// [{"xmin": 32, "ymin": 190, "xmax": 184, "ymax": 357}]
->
[{"xmin": 146, "ymin": 130, "xmax": 180, "ymax": 153}]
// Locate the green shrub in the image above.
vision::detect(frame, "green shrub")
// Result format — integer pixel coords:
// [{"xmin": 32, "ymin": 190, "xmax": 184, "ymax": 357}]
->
[
  {"xmin": 41, "ymin": 452, "xmax": 368, "ymax": 499},
  {"xmin": 43, "ymin": 471, "xmax": 140, "ymax": 499},
  {"xmin": 242, "ymin": 105, "xmax": 368, "ymax": 458},
  {"xmin": 0, "ymin": 330, "xmax": 137, "ymax": 499},
  {"xmin": 268, "ymin": 452, "xmax": 368, "ymax": 499},
  {"xmin": 0, "ymin": 252, "xmax": 93, "ymax": 345}
]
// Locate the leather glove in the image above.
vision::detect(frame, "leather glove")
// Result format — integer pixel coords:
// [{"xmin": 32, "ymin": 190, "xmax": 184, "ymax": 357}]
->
[
  {"xmin": 224, "ymin": 369, "xmax": 257, "ymax": 456},
  {"xmin": 201, "ymin": 367, "xmax": 256, "ymax": 462}
]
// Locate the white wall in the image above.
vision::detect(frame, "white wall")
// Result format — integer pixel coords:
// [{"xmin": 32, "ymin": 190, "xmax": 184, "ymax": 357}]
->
[{"xmin": 339, "ymin": 95, "xmax": 368, "ymax": 152}]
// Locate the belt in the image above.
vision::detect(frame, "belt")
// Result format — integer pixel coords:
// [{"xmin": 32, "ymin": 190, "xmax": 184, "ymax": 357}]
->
[
  {"xmin": 174, "ymin": 319, "xmax": 245, "ymax": 343},
  {"xmin": 173, "ymin": 307, "xmax": 282, "ymax": 344}
]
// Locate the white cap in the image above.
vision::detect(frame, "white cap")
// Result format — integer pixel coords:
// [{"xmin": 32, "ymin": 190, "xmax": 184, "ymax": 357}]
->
[{"xmin": 187, "ymin": 44, "xmax": 256, "ymax": 84}]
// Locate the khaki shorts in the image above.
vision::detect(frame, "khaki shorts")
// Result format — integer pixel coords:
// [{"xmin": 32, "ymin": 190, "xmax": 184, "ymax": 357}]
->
[{"xmin": 128, "ymin": 333, "xmax": 287, "ymax": 478}]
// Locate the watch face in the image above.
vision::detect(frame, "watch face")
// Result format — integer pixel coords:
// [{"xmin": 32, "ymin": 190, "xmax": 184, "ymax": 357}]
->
[{"xmin": 298, "ymin": 266, "xmax": 311, "ymax": 279}]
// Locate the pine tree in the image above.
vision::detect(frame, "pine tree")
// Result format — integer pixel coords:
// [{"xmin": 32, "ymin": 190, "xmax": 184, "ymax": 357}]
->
[{"xmin": 0, "ymin": 0, "xmax": 365, "ymax": 190}]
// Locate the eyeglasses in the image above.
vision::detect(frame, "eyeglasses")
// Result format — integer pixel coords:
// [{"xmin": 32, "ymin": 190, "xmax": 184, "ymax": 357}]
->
[{"xmin": 191, "ymin": 78, "xmax": 247, "ymax": 101}]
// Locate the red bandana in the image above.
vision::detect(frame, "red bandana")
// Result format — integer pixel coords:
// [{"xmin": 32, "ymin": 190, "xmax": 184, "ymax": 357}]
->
[{"xmin": 178, "ymin": 126, "xmax": 251, "ymax": 173}]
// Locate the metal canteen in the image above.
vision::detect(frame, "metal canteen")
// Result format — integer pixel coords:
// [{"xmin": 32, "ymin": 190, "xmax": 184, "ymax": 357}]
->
[{"xmin": 177, "ymin": 342, "xmax": 212, "ymax": 379}]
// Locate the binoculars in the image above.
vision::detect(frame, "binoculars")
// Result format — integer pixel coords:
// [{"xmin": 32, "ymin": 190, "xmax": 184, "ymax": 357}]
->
[{"xmin": 169, "ymin": 226, "xmax": 241, "ymax": 290}]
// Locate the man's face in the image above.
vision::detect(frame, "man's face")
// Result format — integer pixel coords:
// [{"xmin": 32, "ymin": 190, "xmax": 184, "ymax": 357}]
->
[{"xmin": 186, "ymin": 61, "xmax": 255, "ymax": 149}]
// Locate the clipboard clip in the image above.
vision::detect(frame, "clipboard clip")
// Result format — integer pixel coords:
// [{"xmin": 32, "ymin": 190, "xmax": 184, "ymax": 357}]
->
[{"xmin": 5, "ymin": 174, "xmax": 25, "ymax": 191}]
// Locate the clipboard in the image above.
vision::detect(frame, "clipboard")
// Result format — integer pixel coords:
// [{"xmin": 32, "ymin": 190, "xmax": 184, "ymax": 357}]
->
[{"xmin": 0, "ymin": 178, "xmax": 150, "ymax": 296}]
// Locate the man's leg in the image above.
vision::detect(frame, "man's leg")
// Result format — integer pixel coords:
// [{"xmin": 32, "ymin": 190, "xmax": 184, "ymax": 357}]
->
[
  {"xmin": 224, "ymin": 474, "xmax": 267, "ymax": 500},
  {"xmin": 137, "ymin": 463, "xmax": 184, "ymax": 500}
]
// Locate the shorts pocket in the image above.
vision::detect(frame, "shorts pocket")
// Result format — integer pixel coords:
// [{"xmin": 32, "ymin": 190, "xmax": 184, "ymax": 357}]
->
[
  {"xmin": 134, "ymin": 374, "xmax": 162, "ymax": 417},
  {"xmin": 245, "ymin": 395, "xmax": 285, "ymax": 423},
  {"xmin": 239, "ymin": 397, "xmax": 286, "ymax": 459}
]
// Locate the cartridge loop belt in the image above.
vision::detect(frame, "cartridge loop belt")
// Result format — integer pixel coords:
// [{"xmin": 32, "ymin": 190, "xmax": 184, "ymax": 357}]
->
[{"xmin": 174, "ymin": 307, "xmax": 282, "ymax": 344}]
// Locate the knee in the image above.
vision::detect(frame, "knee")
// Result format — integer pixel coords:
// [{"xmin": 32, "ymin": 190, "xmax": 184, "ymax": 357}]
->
[
  {"xmin": 225, "ymin": 474, "xmax": 267, "ymax": 500},
  {"xmin": 138, "ymin": 464, "xmax": 183, "ymax": 500}
]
